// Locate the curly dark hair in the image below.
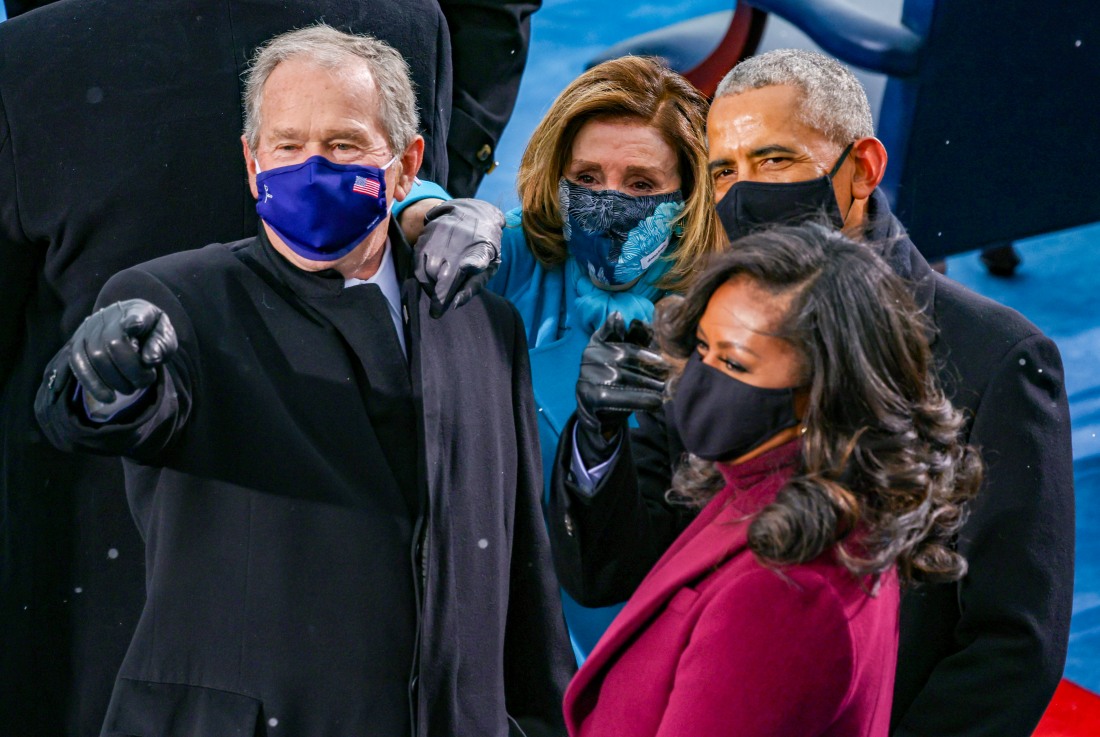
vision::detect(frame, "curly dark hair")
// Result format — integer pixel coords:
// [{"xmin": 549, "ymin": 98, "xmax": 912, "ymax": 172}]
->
[{"xmin": 656, "ymin": 222, "xmax": 981, "ymax": 584}]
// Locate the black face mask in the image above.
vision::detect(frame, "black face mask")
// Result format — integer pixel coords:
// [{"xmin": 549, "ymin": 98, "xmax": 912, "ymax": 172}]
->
[
  {"xmin": 715, "ymin": 143, "xmax": 854, "ymax": 243},
  {"xmin": 670, "ymin": 352, "xmax": 801, "ymax": 462}
]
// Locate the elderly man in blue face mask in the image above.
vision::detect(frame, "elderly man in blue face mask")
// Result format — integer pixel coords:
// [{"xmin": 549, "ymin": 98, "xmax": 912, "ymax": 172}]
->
[{"xmin": 34, "ymin": 25, "xmax": 571, "ymax": 737}]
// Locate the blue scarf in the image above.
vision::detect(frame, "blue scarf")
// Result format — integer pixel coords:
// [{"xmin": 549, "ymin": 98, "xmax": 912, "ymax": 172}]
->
[{"xmin": 567, "ymin": 250, "xmax": 674, "ymax": 335}]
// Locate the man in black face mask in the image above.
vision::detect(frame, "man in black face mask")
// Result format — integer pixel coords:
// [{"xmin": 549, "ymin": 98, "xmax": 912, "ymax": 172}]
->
[{"xmin": 546, "ymin": 49, "xmax": 1075, "ymax": 737}]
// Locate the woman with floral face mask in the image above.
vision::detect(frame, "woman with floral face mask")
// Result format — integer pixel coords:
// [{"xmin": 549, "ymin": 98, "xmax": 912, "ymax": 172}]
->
[{"xmin": 478, "ymin": 56, "xmax": 723, "ymax": 663}]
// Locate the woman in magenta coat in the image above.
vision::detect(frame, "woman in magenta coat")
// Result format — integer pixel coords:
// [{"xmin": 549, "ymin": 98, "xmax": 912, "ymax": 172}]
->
[{"xmin": 563, "ymin": 223, "xmax": 982, "ymax": 737}]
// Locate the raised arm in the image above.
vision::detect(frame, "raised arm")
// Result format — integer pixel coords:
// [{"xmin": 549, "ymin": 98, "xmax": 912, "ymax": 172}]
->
[
  {"xmin": 34, "ymin": 269, "xmax": 196, "ymax": 464},
  {"xmin": 548, "ymin": 314, "xmax": 693, "ymax": 606}
]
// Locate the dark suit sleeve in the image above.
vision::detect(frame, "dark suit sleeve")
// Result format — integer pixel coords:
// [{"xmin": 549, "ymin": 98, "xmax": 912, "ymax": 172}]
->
[
  {"xmin": 502, "ymin": 303, "xmax": 574, "ymax": 735},
  {"xmin": 548, "ymin": 407, "xmax": 695, "ymax": 607},
  {"xmin": 893, "ymin": 333, "xmax": 1075, "ymax": 737},
  {"xmin": 437, "ymin": 0, "xmax": 541, "ymax": 197},
  {"xmin": 33, "ymin": 267, "xmax": 197, "ymax": 464}
]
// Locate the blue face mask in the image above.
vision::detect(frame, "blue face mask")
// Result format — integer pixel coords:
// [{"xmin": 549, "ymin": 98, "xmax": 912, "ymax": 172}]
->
[
  {"xmin": 255, "ymin": 154, "xmax": 397, "ymax": 262},
  {"xmin": 559, "ymin": 178, "xmax": 685, "ymax": 288}
]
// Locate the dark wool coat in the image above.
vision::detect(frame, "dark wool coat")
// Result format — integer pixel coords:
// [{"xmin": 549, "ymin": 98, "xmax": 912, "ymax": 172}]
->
[
  {"xmin": 35, "ymin": 222, "xmax": 574, "ymax": 737},
  {"xmin": 548, "ymin": 190, "xmax": 1075, "ymax": 737},
  {"xmin": 0, "ymin": 2, "xmax": 456, "ymax": 733},
  {"xmin": 437, "ymin": 0, "xmax": 542, "ymax": 198}
]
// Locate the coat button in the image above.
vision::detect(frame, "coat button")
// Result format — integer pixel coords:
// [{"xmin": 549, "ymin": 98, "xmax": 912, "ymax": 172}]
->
[
  {"xmin": 476, "ymin": 144, "xmax": 499, "ymax": 174},
  {"xmin": 563, "ymin": 514, "xmax": 575, "ymax": 537}
]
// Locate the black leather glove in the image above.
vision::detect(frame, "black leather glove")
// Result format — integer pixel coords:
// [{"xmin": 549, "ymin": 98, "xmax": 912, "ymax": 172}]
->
[
  {"xmin": 574, "ymin": 312, "xmax": 670, "ymax": 468},
  {"xmin": 68, "ymin": 299, "xmax": 178, "ymax": 405},
  {"xmin": 413, "ymin": 198, "xmax": 504, "ymax": 318}
]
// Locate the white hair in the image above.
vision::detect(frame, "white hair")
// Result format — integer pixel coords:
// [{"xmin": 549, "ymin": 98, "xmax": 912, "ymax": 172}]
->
[
  {"xmin": 714, "ymin": 49, "xmax": 874, "ymax": 146},
  {"xmin": 242, "ymin": 24, "xmax": 419, "ymax": 156}
]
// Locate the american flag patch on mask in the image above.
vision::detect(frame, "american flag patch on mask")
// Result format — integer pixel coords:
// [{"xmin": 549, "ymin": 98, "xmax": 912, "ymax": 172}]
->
[{"xmin": 352, "ymin": 176, "xmax": 380, "ymax": 197}]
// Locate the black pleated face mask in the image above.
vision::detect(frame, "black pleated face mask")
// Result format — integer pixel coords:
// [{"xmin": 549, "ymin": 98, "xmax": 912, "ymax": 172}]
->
[
  {"xmin": 669, "ymin": 352, "xmax": 801, "ymax": 462},
  {"xmin": 715, "ymin": 143, "xmax": 853, "ymax": 243}
]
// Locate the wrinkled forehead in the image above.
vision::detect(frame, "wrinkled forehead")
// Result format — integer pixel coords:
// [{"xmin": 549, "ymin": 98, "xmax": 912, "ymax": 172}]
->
[
  {"xmin": 257, "ymin": 56, "xmax": 385, "ymax": 138},
  {"xmin": 263, "ymin": 53, "xmax": 378, "ymax": 100},
  {"xmin": 707, "ymin": 84, "xmax": 838, "ymax": 155}
]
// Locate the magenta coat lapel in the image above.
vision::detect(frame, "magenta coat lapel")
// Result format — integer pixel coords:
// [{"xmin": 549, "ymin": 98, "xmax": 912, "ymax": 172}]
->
[{"xmin": 564, "ymin": 441, "xmax": 801, "ymax": 720}]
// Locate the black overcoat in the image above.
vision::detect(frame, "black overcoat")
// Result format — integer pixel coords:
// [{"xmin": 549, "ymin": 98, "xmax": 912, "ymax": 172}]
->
[
  {"xmin": 0, "ymin": 2, "xmax": 452, "ymax": 732},
  {"xmin": 548, "ymin": 190, "xmax": 1075, "ymax": 737},
  {"xmin": 35, "ymin": 221, "xmax": 574, "ymax": 737},
  {"xmin": 437, "ymin": 0, "xmax": 541, "ymax": 197}
]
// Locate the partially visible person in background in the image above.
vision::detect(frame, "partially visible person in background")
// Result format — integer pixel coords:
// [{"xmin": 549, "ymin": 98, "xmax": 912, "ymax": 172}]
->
[
  {"xmin": 0, "ymin": 0, "xmax": 538, "ymax": 201},
  {"xmin": 564, "ymin": 223, "xmax": 981, "ymax": 737},
  {"xmin": 438, "ymin": 0, "xmax": 541, "ymax": 197},
  {"xmin": 478, "ymin": 55, "xmax": 723, "ymax": 662}
]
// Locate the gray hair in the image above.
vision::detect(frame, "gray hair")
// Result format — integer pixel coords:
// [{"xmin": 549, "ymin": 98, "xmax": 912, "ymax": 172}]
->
[
  {"xmin": 242, "ymin": 24, "xmax": 419, "ymax": 156},
  {"xmin": 714, "ymin": 49, "xmax": 874, "ymax": 147}
]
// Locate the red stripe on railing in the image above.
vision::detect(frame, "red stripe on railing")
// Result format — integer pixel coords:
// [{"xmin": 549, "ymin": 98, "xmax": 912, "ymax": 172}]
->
[{"xmin": 684, "ymin": 3, "xmax": 768, "ymax": 98}]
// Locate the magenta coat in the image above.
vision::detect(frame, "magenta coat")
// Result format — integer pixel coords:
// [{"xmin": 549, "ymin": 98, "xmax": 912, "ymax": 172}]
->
[{"xmin": 563, "ymin": 440, "xmax": 900, "ymax": 737}]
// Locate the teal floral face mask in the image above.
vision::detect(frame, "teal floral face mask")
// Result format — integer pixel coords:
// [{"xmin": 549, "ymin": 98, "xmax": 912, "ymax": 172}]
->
[{"xmin": 559, "ymin": 178, "xmax": 684, "ymax": 288}]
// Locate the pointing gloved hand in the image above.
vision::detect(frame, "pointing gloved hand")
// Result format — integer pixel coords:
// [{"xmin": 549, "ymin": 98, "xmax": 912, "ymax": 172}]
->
[
  {"xmin": 574, "ymin": 312, "xmax": 670, "ymax": 467},
  {"xmin": 68, "ymin": 299, "xmax": 178, "ymax": 405},
  {"xmin": 413, "ymin": 198, "xmax": 504, "ymax": 318}
]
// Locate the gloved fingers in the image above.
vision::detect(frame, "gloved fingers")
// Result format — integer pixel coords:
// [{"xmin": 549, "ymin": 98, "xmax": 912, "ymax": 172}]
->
[
  {"xmin": 69, "ymin": 300, "xmax": 175, "ymax": 403},
  {"xmin": 624, "ymin": 318, "xmax": 657, "ymax": 348},
  {"xmin": 456, "ymin": 241, "xmax": 499, "ymax": 273},
  {"xmin": 614, "ymin": 344, "xmax": 670, "ymax": 378},
  {"xmin": 140, "ymin": 311, "xmax": 178, "ymax": 366},
  {"xmin": 415, "ymin": 199, "xmax": 504, "ymax": 319},
  {"xmin": 620, "ymin": 359, "xmax": 670, "ymax": 385},
  {"xmin": 117, "ymin": 299, "xmax": 159, "ymax": 337},
  {"xmin": 103, "ymin": 314, "xmax": 154, "ymax": 389},
  {"xmin": 414, "ymin": 225, "xmax": 458, "ymax": 318},
  {"xmin": 112, "ymin": 300, "xmax": 172, "ymax": 388},
  {"xmin": 584, "ymin": 341, "xmax": 670, "ymax": 381},
  {"xmin": 450, "ymin": 271, "xmax": 492, "ymax": 312},
  {"xmin": 593, "ymin": 312, "xmax": 628, "ymax": 343},
  {"xmin": 426, "ymin": 198, "xmax": 505, "ymax": 230},
  {"xmin": 69, "ymin": 317, "xmax": 117, "ymax": 404},
  {"xmin": 414, "ymin": 243, "xmax": 447, "ymax": 287},
  {"xmin": 86, "ymin": 307, "xmax": 143, "ymax": 395},
  {"xmin": 445, "ymin": 247, "xmax": 500, "ymax": 312},
  {"xmin": 434, "ymin": 257, "xmax": 465, "ymax": 314},
  {"xmin": 577, "ymin": 379, "xmax": 665, "ymax": 414},
  {"xmin": 426, "ymin": 251, "xmax": 497, "ymax": 318},
  {"xmin": 580, "ymin": 355, "xmax": 668, "ymax": 389},
  {"xmin": 603, "ymin": 368, "xmax": 668, "ymax": 395}
]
